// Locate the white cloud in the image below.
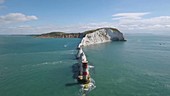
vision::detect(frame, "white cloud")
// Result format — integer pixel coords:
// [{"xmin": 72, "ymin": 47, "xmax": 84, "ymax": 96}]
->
[
  {"xmin": 111, "ymin": 12, "xmax": 170, "ymax": 33},
  {"xmin": 0, "ymin": 13, "xmax": 38, "ymax": 25},
  {"xmin": 1, "ymin": 12, "xmax": 170, "ymax": 35},
  {"xmin": 0, "ymin": 24, "xmax": 108, "ymax": 34},
  {"xmin": 112, "ymin": 12, "xmax": 150, "ymax": 20},
  {"xmin": 0, "ymin": 0, "xmax": 5, "ymax": 4}
]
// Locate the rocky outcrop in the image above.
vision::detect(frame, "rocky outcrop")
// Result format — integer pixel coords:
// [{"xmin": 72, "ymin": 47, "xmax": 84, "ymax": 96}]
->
[
  {"xmin": 75, "ymin": 27, "xmax": 125, "ymax": 93},
  {"xmin": 79, "ymin": 28, "xmax": 125, "ymax": 46}
]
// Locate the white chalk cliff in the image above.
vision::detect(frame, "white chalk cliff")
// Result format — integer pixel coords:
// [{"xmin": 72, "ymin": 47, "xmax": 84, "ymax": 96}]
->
[{"xmin": 80, "ymin": 28, "xmax": 125, "ymax": 46}]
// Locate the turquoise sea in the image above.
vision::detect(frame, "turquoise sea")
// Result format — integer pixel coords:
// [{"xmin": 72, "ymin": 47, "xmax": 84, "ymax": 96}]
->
[{"xmin": 0, "ymin": 34, "xmax": 170, "ymax": 96}]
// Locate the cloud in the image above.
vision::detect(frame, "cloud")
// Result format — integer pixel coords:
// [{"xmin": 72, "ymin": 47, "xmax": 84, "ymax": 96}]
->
[
  {"xmin": 0, "ymin": 24, "xmax": 109, "ymax": 34},
  {"xmin": 112, "ymin": 12, "xmax": 150, "ymax": 20},
  {"xmin": 112, "ymin": 12, "xmax": 170, "ymax": 33},
  {"xmin": 0, "ymin": 13, "xmax": 38, "ymax": 25},
  {"xmin": 1, "ymin": 12, "xmax": 170, "ymax": 35},
  {"xmin": 0, "ymin": 0, "xmax": 5, "ymax": 4}
]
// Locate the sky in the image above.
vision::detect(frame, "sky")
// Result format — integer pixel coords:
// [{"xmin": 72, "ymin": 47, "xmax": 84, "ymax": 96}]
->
[{"xmin": 0, "ymin": 0, "xmax": 170, "ymax": 34}]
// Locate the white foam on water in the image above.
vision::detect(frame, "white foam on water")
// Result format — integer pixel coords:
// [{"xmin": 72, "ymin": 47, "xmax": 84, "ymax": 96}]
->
[{"xmin": 32, "ymin": 61, "xmax": 63, "ymax": 67}]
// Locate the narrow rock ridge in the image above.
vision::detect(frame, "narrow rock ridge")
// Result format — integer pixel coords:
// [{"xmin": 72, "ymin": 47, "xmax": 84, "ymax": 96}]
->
[{"xmin": 76, "ymin": 28, "xmax": 125, "ymax": 95}]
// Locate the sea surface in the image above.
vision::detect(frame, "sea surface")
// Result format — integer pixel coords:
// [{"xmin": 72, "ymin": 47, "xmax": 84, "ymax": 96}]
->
[{"xmin": 0, "ymin": 34, "xmax": 170, "ymax": 96}]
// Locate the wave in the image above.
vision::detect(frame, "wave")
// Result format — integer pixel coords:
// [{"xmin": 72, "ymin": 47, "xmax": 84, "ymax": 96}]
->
[{"xmin": 32, "ymin": 61, "xmax": 63, "ymax": 67}]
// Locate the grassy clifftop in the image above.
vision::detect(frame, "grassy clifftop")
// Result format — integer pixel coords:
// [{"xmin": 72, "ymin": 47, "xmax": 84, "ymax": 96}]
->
[
  {"xmin": 36, "ymin": 32, "xmax": 82, "ymax": 38},
  {"xmin": 36, "ymin": 27, "xmax": 120, "ymax": 38}
]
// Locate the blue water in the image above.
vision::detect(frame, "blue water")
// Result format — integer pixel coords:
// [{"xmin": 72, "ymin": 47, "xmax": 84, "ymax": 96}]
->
[
  {"xmin": 0, "ymin": 34, "xmax": 170, "ymax": 96},
  {"xmin": 0, "ymin": 36, "xmax": 81, "ymax": 96},
  {"xmin": 84, "ymin": 34, "xmax": 170, "ymax": 96}
]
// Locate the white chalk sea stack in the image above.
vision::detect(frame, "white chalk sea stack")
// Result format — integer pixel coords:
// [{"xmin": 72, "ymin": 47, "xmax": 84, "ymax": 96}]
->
[{"xmin": 80, "ymin": 28, "xmax": 125, "ymax": 46}]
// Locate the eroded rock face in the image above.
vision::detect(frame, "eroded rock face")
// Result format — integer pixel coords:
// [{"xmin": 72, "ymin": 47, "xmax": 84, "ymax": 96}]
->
[{"xmin": 80, "ymin": 28, "xmax": 125, "ymax": 46}]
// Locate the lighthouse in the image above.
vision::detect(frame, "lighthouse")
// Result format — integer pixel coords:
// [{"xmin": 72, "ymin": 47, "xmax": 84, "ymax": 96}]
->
[
  {"xmin": 77, "ymin": 51, "xmax": 90, "ymax": 84},
  {"xmin": 82, "ymin": 61, "xmax": 90, "ymax": 84}
]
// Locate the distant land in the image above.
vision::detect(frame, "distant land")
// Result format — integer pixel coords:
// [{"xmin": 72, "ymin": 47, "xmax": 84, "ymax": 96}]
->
[
  {"xmin": 35, "ymin": 27, "xmax": 122, "ymax": 39},
  {"xmin": 35, "ymin": 32, "xmax": 82, "ymax": 38}
]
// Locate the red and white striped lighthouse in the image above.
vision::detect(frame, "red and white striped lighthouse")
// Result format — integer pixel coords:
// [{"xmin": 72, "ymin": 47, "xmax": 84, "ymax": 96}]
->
[{"xmin": 82, "ymin": 61, "xmax": 90, "ymax": 83}]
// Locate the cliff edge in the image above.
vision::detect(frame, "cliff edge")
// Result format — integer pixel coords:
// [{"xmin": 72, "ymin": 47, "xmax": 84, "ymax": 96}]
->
[{"xmin": 79, "ymin": 28, "xmax": 125, "ymax": 46}]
